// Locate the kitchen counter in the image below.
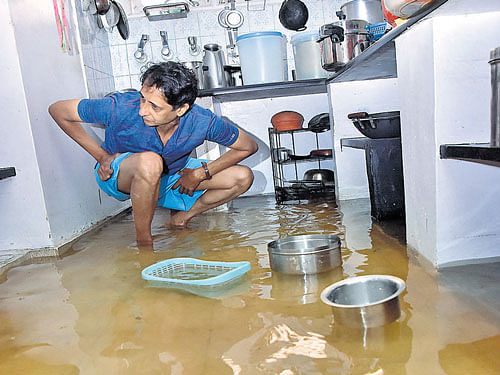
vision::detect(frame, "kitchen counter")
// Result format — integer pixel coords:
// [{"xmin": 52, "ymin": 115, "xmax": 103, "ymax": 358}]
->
[
  {"xmin": 198, "ymin": 78, "xmax": 328, "ymax": 103},
  {"xmin": 198, "ymin": 0, "xmax": 449, "ymax": 102}
]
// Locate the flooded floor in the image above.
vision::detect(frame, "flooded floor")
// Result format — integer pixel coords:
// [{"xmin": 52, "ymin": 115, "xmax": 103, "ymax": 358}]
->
[{"xmin": 0, "ymin": 196, "xmax": 499, "ymax": 374}]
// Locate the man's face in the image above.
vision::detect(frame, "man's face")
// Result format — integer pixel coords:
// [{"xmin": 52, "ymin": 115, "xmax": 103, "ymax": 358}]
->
[{"xmin": 139, "ymin": 85, "xmax": 188, "ymax": 128}]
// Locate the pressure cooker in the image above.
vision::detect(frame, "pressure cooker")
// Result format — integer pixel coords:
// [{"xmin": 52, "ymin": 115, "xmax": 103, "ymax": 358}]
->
[{"xmin": 317, "ymin": 19, "xmax": 370, "ymax": 72}]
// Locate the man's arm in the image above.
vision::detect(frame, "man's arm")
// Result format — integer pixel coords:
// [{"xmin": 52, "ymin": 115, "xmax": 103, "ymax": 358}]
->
[
  {"xmin": 48, "ymin": 99, "xmax": 116, "ymax": 181},
  {"xmin": 173, "ymin": 129, "xmax": 258, "ymax": 195}
]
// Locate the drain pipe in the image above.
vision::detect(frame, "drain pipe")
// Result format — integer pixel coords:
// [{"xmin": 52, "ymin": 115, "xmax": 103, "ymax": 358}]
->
[{"xmin": 490, "ymin": 46, "xmax": 500, "ymax": 147}]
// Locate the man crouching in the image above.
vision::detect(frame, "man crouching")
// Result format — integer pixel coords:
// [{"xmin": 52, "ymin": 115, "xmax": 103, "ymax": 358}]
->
[{"xmin": 49, "ymin": 62, "xmax": 258, "ymax": 245}]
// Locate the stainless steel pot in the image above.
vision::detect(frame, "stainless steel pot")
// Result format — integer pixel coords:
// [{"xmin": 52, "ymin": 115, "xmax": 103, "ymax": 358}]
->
[
  {"xmin": 303, "ymin": 169, "xmax": 335, "ymax": 186},
  {"xmin": 320, "ymin": 275, "xmax": 406, "ymax": 328},
  {"xmin": 337, "ymin": 0, "xmax": 384, "ymax": 25},
  {"xmin": 267, "ymin": 234, "xmax": 342, "ymax": 275},
  {"xmin": 318, "ymin": 20, "xmax": 370, "ymax": 72},
  {"xmin": 182, "ymin": 61, "xmax": 205, "ymax": 90}
]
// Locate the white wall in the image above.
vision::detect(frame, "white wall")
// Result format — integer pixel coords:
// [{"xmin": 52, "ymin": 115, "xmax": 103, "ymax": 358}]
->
[
  {"xmin": 0, "ymin": 0, "xmax": 52, "ymax": 250},
  {"xmin": 1, "ymin": 0, "xmax": 129, "ymax": 253},
  {"xmin": 217, "ymin": 94, "xmax": 333, "ymax": 196},
  {"xmin": 397, "ymin": 11, "xmax": 500, "ymax": 267},
  {"xmin": 328, "ymin": 78, "xmax": 400, "ymax": 200}
]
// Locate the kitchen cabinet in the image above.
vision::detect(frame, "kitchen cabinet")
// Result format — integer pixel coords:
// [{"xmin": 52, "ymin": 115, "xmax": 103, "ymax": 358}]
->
[{"xmin": 268, "ymin": 127, "xmax": 335, "ymax": 203}]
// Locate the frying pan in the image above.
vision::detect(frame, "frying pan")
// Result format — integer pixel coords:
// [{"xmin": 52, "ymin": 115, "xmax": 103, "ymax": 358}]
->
[
  {"xmin": 113, "ymin": 0, "xmax": 129, "ymax": 40},
  {"xmin": 310, "ymin": 149, "xmax": 333, "ymax": 157}
]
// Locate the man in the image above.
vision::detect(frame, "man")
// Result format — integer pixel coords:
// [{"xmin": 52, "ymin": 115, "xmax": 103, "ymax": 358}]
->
[{"xmin": 49, "ymin": 62, "xmax": 258, "ymax": 246}]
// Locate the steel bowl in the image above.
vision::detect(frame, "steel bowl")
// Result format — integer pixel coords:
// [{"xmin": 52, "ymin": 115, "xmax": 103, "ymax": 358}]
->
[
  {"xmin": 267, "ymin": 234, "xmax": 342, "ymax": 275},
  {"xmin": 320, "ymin": 275, "xmax": 406, "ymax": 328}
]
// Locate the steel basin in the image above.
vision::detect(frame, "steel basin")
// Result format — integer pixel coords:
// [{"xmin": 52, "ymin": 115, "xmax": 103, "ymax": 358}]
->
[
  {"xmin": 320, "ymin": 275, "xmax": 406, "ymax": 328},
  {"xmin": 267, "ymin": 234, "xmax": 342, "ymax": 275}
]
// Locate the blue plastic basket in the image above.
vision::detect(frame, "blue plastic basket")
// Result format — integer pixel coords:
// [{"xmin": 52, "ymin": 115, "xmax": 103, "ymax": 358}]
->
[
  {"xmin": 141, "ymin": 258, "xmax": 251, "ymax": 288},
  {"xmin": 366, "ymin": 22, "xmax": 389, "ymax": 41}
]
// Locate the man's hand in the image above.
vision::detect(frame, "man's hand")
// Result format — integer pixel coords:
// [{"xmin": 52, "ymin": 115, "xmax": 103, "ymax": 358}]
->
[
  {"xmin": 172, "ymin": 167, "xmax": 205, "ymax": 196},
  {"xmin": 97, "ymin": 153, "xmax": 120, "ymax": 181}
]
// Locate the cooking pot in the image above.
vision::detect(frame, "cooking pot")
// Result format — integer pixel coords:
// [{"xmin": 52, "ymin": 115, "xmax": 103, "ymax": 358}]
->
[
  {"xmin": 337, "ymin": 0, "xmax": 384, "ymax": 24},
  {"xmin": 321, "ymin": 275, "xmax": 406, "ymax": 328},
  {"xmin": 267, "ymin": 234, "xmax": 342, "ymax": 275},
  {"xmin": 318, "ymin": 20, "xmax": 371, "ymax": 72},
  {"xmin": 271, "ymin": 111, "xmax": 304, "ymax": 131},
  {"xmin": 278, "ymin": 0, "xmax": 309, "ymax": 31},
  {"xmin": 303, "ymin": 169, "xmax": 335, "ymax": 186}
]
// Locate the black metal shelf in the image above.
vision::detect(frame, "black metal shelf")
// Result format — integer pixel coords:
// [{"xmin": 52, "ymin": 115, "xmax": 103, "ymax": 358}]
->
[
  {"xmin": 277, "ymin": 155, "xmax": 333, "ymax": 165},
  {"xmin": 0, "ymin": 167, "xmax": 16, "ymax": 180},
  {"xmin": 440, "ymin": 143, "xmax": 500, "ymax": 164},
  {"xmin": 268, "ymin": 128, "xmax": 335, "ymax": 203}
]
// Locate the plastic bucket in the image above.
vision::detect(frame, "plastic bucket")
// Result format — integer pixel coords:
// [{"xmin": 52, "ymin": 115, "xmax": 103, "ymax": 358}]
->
[
  {"xmin": 291, "ymin": 30, "xmax": 326, "ymax": 80},
  {"xmin": 236, "ymin": 31, "xmax": 287, "ymax": 85}
]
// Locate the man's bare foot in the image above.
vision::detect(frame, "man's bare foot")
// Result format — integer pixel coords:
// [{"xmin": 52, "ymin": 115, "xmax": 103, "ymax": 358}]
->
[
  {"xmin": 167, "ymin": 211, "xmax": 191, "ymax": 228},
  {"xmin": 137, "ymin": 243, "xmax": 155, "ymax": 252}
]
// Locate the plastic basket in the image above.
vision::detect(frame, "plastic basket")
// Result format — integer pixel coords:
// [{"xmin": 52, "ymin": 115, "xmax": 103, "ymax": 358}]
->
[
  {"xmin": 366, "ymin": 22, "xmax": 389, "ymax": 41},
  {"xmin": 141, "ymin": 258, "xmax": 251, "ymax": 289}
]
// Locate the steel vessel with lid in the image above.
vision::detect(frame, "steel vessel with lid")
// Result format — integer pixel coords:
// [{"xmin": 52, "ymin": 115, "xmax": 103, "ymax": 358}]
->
[
  {"xmin": 318, "ymin": 19, "xmax": 370, "ymax": 72},
  {"xmin": 336, "ymin": 0, "xmax": 384, "ymax": 24}
]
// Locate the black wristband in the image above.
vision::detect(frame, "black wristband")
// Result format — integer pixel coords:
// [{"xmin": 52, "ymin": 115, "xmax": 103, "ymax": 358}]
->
[{"xmin": 201, "ymin": 161, "xmax": 212, "ymax": 180}]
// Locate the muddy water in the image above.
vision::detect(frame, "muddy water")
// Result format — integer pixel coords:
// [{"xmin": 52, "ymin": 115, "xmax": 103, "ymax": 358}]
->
[{"xmin": 0, "ymin": 197, "xmax": 499, "ymax": 374}]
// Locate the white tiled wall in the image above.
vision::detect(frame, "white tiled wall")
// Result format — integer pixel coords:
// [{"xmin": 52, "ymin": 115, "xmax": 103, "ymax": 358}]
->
[
  {"xmin": 75, "ymin": 0, "xmax": 115, "ymax": 98},
  {"xmin": 109, "ymin": 0, "xmax": 345, "ymax": 90}
]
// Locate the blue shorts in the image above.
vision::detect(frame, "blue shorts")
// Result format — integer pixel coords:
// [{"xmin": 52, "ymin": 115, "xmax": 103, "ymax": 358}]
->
[{"xmin": 94, "ymin": 152, "xmax": 206, "ymax": 211}]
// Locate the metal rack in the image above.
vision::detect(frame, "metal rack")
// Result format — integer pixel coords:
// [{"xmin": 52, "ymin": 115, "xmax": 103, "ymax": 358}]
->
[{"xmin": 268, "ymin": 127, "xmax": 335, "ymax": 203}]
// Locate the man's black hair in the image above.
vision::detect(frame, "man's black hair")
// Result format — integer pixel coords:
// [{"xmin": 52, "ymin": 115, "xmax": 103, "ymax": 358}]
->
[{"xmin": 140, "ymin": 62, "xmax": 198, "ymax": 109}]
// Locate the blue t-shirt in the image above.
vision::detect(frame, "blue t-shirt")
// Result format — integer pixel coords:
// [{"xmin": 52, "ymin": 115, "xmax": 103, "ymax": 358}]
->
[{"xmin": 77, "ymin": 91, "xmax": 239, "ymax": 176}]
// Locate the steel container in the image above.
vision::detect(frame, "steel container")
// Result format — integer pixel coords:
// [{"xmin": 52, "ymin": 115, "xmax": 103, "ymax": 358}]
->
[
  {"xmin": 338, "ymin": 0, "xmax": 384, "ymax": 25},
  {"xmin": 490, "ymin": 46, "xmax": 500, "ymax": 147},
  {"xmin": 318, "ymin": 20, "xmax": 370, "ymax": 72},
  {"xmin": 320, "ymin": 275, "xmax": 406, "ymax": 328},
  {"xmin": 267, "ymin": 234, "xmax": 342, "ymax": 275},
  {"xmin": 202, "ymin": 44, "xmax": 227, "ymax": 89},
  {"xmin": 182, "ymin": 61, "xmax": 205, "ymax": 90}
]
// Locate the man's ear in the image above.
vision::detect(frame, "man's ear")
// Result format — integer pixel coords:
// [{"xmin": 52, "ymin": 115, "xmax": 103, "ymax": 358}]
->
[{"xmin": 176, "ymin": 103, "xmax": 190, "ymax": 117}]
